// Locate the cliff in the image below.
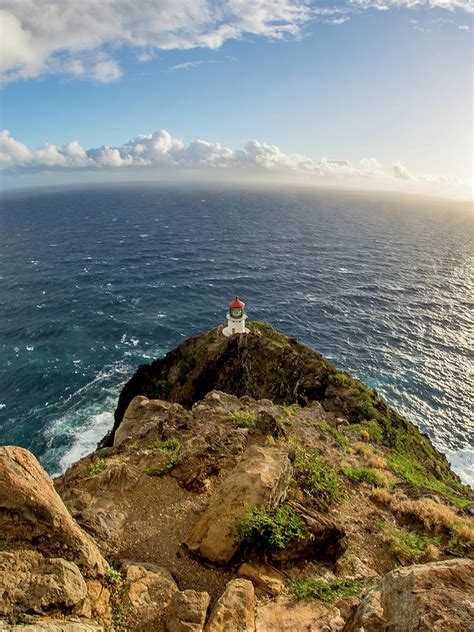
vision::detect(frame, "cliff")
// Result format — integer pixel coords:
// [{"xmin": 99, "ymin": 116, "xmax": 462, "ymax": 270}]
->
[{"xmin": 1, "ymin": 323, "xmax": 473, "ymax": 631}]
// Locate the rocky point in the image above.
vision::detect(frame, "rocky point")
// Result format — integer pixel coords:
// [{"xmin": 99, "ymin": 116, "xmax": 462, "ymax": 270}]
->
[{"xmin": 1, "ymin": 322, "xmax": 473, "ymax": 631}]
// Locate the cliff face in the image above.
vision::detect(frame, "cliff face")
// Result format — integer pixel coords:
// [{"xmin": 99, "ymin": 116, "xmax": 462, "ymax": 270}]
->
[{"xmin": 1, "ymin": 323, "xmax": 473, "ymax": 632}]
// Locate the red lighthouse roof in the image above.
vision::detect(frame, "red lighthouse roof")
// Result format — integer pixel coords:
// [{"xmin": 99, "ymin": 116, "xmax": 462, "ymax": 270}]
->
[{"xmin": 229, "ymin": 296, "xmax": 245, "ymax": 308}]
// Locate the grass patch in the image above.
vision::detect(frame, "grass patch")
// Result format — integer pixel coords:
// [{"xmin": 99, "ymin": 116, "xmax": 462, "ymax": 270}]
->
[
  {"xmin": 329, "ymin": 372, "xmax": 354, "ymax": 388},
  {"xmin": 349, "ymin": 419, "xmax": 384, "ymax": 442},
  {"xmin": 236, "ymin": 504, "xmax": 306, "ymax": 550},
  {"xmin": 289, "ymin": 577, "xmax": 368, "ymax": 602},
  {"xmin": 222, "ymin": 411, "xmax": 257, "ymax": 429},
  {"xmin": 386, "ymin": 451, "xmax": 469, "ymax": 506},
  {"xmin": 145, "ymin": 437, "xmax": 181, "ymax": 476},
  {"xmin": 87, "ymin": 458, "xmax": 106, "ymax": 478},
  {"xmin": 293, "ymin": 446, "xmax": 345, "ymax": 506},
  {"xmin": 375, "ymin": 518, "xmax": 438, "ymax": 563},
  {"xmin": 249, "ymin": 321, "xmax": 288, "ymax": 346},
  {"xmin": 317, "ymin": 421, "xmax": 349, "ymax": 449},
  {"xmin": 343, "ymin": 466, "xmax": 386, "ymax": 487}
]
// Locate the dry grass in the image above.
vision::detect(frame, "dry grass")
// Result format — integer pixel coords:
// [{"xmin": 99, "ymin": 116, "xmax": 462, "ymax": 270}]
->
[
  {"xmin": 370, "ymin": 487, "xmax": 392, "ymax": 504},
  {"xmin": 354, "ymin": 442, "xmax": 389, "ymax": 470},
  {"xmin": 370, "ymin": 489, "xmax": 473, "ymax": 557}
]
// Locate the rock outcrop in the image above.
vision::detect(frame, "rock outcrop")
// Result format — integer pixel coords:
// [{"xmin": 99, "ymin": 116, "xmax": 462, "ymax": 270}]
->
[
  {"xmin": 185, "ymin": 445, "xmax": 292, "ymax": 564},
  {"xmin": 0, "ymin": 551, "xmax": 87, "ymax": 616},
  {"xmin": 344, "ymin": 558, "xmax": 474, "ymax": 632},
  {"xmin": 205, "ymin": 579, "xmax": 255, "ymax": 632},
  {"xmin": 0, "ymin": 447, "xmax": 108, "ymax": 577},
  {"xmin": 1, "ymin": 324, "xmax": 473, "ymax": 631}
]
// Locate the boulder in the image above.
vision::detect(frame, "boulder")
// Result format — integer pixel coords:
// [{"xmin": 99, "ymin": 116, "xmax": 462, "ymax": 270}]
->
[
  {"xmin": 166, "ymin": 590, "xmax": 210, "ymax": 632},
  {"xmin": 185, "ymin": 445, "xmax": 292, "ymax": 564},
  {"xmin": 0, "ymin": 551, "xmax": 87, "ymax": 616},
  {"xmin": 255, "ymin": 597, "xmax": 344, "ymax": 632},
  {"xmin": 123, "ymin": 562, "xmax": 178, "ymax": 628},
  {"xmin": 205, "ymin": 579, "xmax": 255, "ymax": 632},
  {"xmin": 237, "ymin": 562, "xmax": 284, "ymax": 596},
  {"xmin": 113, "ymin": 396, "xmax": 187, "ymax": 447},
  {"xmin": 0, "ymin": 447, "xmax": 108, "ymax": 577},
  {"xmin": 344, "ymin": 558, "xmax": 474, "ymax": 632}
]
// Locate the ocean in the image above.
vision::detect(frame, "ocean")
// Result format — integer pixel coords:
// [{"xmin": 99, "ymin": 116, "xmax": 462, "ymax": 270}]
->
[{"xmin": 0, "ymin": 184, "xmax": 472, "ymax": 485}]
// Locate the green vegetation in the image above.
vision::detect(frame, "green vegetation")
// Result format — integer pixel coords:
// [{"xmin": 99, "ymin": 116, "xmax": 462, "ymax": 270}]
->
[
  {"xmin": 293, "ymin": 446, "xmax": 345, "ymax": 506},
  {"xmin": 103, "ymin": 567, "xmax": 123, "ymax": 587},
  {"xmin": 343, "ymin": 466, "xmax": 385, "ymax": 487},
  {"xmin": 375, "ymin": 518, "xmax": 437, "ymax": 563},
  {"xmin": 249, "ymin": 321, "xmax": 288, "ymax": 346},
  {"xmin": 317, "ymin": 421, "xmax": 349, "ymax": 449},
  {"xmin": 348, "ymin": 419, "xmax": 383, "ymax": 442},
  {"xmin": 329, "ymin": 372, "xmax": 353, "ymax": 388},
  {"xmin": 145, "ymin": 437, "xmax": 181, "ymax": 476},
  {"xmin": 289, "ymin": 577, "xmax": 368, "ymax": 602},
  {"xmin": 95, "ymin": 447, "xmax": 112, "ymax": 458},
  {"xmin": 178, "ymin": 355, "xmax": 197, "ymax": 384},
  {"xmin": 222, "ymin": 410, "xmax": 257, "ymax": 429},
  {"xmin": 236, "ymin": 504, "xmax": 306, "ymax": 550},
  {"xmin": 87, "ymin": 458, "xmax": 106, "ymax": 478}
]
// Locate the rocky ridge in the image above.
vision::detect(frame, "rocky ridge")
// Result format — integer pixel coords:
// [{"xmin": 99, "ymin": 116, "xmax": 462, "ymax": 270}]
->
[{"xmin": 1, "ymin": 322, "xmax": 473, "ymax": 631}]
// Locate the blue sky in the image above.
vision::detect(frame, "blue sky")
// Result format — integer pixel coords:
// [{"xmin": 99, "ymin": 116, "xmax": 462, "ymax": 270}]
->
[{"xmin": 0, "ymin": 1, "xmax": 472, "ymax": 197}]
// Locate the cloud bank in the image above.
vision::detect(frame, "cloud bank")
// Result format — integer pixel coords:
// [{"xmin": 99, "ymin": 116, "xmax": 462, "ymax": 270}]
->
[
  {"xmin": 0, "ymin": 128, "xmax": 465, "ymax": 198},
  {"xmin": 1, "ymin": 1, "xmax": 472, "ymax": 83}
]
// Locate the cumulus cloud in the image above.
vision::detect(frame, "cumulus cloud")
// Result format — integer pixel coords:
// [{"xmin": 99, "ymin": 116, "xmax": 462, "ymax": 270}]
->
[
  {"xmin": 1, "ymin": 127, "xmax": 463, "ymax": 198},
  {"xmin": 1, "ymin": 1, "xmax": 472, "ymax": 83}
]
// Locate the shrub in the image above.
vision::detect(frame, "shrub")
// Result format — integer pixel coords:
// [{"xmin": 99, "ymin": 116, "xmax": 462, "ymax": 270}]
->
[
  {"xmin": 293, "ymin": 446, "xmax": 345, "ymax": 506},
  {"xmin": 87, "ymin": 459, "xmax": 106, "ymax": 478},
  {"xmin": 236, "ymin": 504, "xmax": 306, "ymax": 550},
  {"xmin": 103, "ymin": 567, "xmax": 122, "ymax": 587},
  {"xmin": 222, "ymin": 411, "xmax": 257, "ymax": 429},
  {"xmin": 289, "ymin": 577, "xmax": 367, "ymax": 602},
  {"xmin": 348, "ymin": 419, "xmax": 383, "ymax": 442}
]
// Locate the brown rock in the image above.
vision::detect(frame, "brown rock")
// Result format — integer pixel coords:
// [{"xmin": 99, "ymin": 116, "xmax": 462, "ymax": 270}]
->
[
  {"xmin": 166, "ymin": 589, "xmax": 210, "ymax": 632},
  {"xmin": 123, "ymin": 562, "xmax": 178, "ymax": 628},
  {"xmin": 114, "ymin": 396, "xmax": 186, "ymax": 447},
  {"xmin": 83, "ymin": 580, "xmax": 112, "ymax": 623},
  {"xmin": 0, "ymin": 447, "xmax": 108, "ymax": 577},
  {"xmin": 344, "ymin": 558, "xmax": 474, "ymax": 632},
  {"xmin": 237, "ymin": 562, "xmax": 284, "ymax": 596},
  {"xmin": 0, "ymin": 550, "xmax": 87, "ymax": 616},
  {"xmin": 255, "ymin": 597, "xmax": 344, "ymax": 632},
  {"xmin": 205, "ymin": 579, "xmax": 255, "ymax": 632},
  {"xmin": 185, "ymin": 445, "xmax": 292, "ymax": 564}
]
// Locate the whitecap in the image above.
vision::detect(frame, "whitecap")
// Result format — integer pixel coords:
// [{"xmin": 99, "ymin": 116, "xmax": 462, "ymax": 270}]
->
[
  {"xmin": 0, "ymin": 404, "xmax": 6, "ymax": 410},
  {"xmin": 445, "ymin": 448, "xmax": 474, "ymax": 489},
  {"xmin": 26, "ymin": 346, "xmax": 34, "ymax": 352}
]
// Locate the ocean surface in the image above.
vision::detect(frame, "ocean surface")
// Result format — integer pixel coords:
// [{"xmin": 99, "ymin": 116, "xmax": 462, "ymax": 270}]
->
[{"xmin": 0, "ymin": 184, "xmax": 472, "ymax": 485}]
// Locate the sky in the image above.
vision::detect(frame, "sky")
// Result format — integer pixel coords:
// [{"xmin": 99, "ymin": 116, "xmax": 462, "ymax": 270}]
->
[{"xmin": 0, "ymin": 1, "xmax": 472, "ymax": 198}]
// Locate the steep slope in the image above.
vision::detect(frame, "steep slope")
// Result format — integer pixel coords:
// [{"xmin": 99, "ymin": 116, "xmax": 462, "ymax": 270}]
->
[{"xmin": 102, "ymin": 322, "xmax": 464, "ymax": 503}]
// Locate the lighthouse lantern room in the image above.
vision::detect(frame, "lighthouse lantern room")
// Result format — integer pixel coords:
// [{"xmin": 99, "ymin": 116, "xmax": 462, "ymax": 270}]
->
[{"xmin": 222, "ymin": 296, "xmax": 250, "ymax": 337}]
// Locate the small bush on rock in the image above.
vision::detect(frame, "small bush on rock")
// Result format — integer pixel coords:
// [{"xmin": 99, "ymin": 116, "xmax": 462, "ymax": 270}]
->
[
  {"xmin": 222, "ymin": 411, "xmax": 257, "ymax": 429},
  {"xmin": 289, "ymin": 577, "xmax": 368, "ymax": 602},
  {"xmin": 293, "ymin": 446, "xmax": 345, "ymax": 506},
  {"xmin": 236, "ymin": 504, "xmax": 306, "ymax": 550}
]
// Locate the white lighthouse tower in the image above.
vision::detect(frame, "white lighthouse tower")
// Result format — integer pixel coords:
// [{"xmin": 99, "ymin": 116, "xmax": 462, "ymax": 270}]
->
[{"xmin": 222, "ymin": 296, "xmax": 250, "ymax": 337}]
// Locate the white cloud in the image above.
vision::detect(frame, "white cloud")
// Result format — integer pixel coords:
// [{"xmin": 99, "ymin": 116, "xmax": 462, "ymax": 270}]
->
[
  {"xmin": 0, "ymin": 1, "xmax": 313, "ymax": 83},
  {"xmin": 458, "ymin": 24, "xmax": 470, "ymax": 29},
  {"xmin": 1, "ymin": 1, "xmax": 472, "ymax": 84},
  {"xmin": 0, "ymin": 127, "xmax": 464, "ymax": 199},
  {"xmin": 393, "ymin": 161, "xmax": 414, "ymax": 180}
]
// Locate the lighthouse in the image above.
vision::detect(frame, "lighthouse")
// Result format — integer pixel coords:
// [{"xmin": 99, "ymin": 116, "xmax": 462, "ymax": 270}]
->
[{"xmin": 222, "ymin": 296, "xmax": 250, "ymax": 337}]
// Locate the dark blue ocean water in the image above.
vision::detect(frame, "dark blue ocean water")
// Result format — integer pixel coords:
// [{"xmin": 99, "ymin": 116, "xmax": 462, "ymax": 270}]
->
[{"xmin": 0, "ymin": 184, "xmax": 472, "ymax": 484}]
